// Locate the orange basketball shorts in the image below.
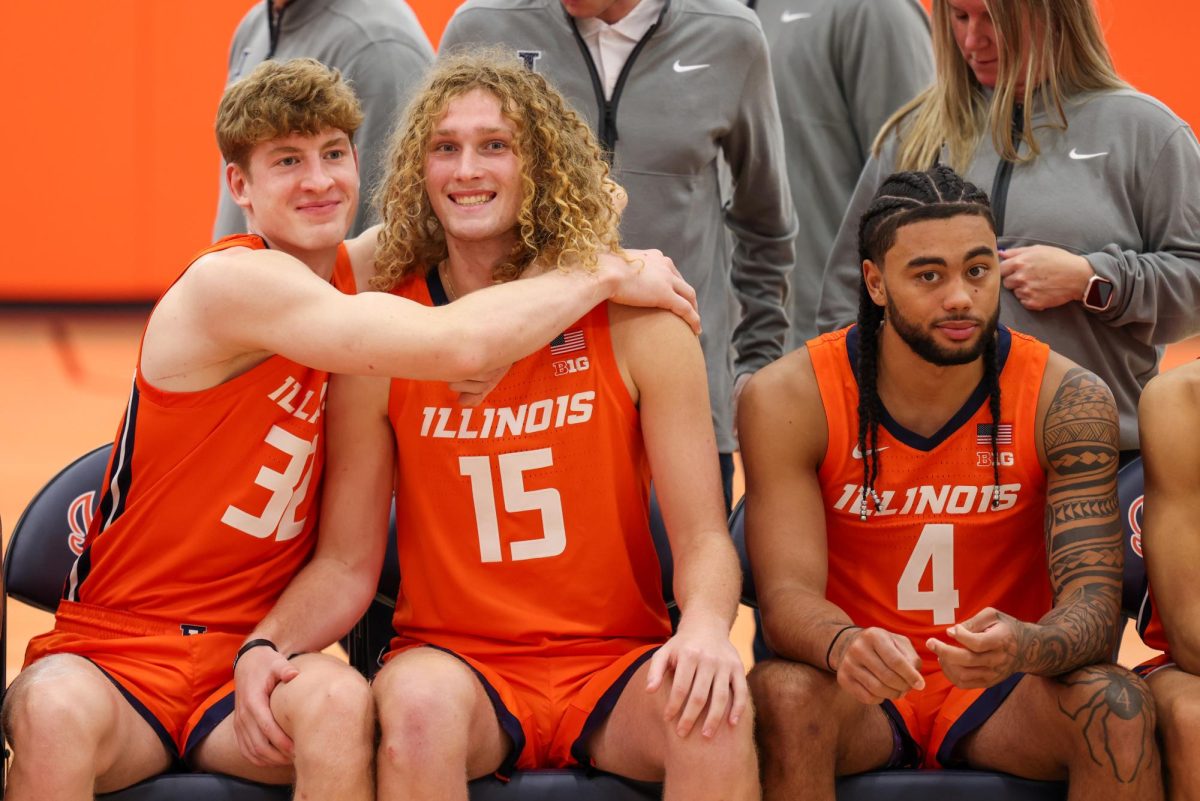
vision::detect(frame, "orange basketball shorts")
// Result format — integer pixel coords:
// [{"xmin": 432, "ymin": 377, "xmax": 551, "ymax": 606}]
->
[
  {"xmin": 882, "ymin": 670, "xmax": 1024, "ymax": 769},
  {"xmin": 23, "ymin": 600, "xmax": 242, "ymax": 757},
  {"xmin": 385, "ymin": 638, "xmax": 661, "ymax": 777}
]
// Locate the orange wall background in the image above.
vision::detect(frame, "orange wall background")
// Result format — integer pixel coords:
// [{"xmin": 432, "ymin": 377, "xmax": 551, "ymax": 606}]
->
[{"xmin": 0, "ymin": 1, "xmax": 1194, "ymax": 302}]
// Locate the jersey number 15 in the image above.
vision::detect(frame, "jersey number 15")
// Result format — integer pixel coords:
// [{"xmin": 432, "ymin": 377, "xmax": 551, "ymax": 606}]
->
[{"xmin": 459, "ymin": 447, "xmax": 566, "ymax": 563}]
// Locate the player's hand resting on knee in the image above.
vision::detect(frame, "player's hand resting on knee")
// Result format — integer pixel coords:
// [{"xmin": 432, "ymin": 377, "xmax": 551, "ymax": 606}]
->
[
  {"xmin": 927, "ymin": 607, "xmax": 1025, "ymax": 689},
  {"xmin": 647, "ymin": 618, "xmax": 748, "ymax": 739},
  {"xmin": 233, "ymin": 644, "xmax": 300, "ymax": 767},
  {"xmin": 834, "ymin": 627, "xmax": 925, "ymax": 705}
]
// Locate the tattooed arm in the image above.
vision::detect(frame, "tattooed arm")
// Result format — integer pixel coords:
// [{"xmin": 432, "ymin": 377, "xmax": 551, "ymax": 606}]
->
[
  {"xmin": 930, "ymin": 359, "xmax": 1122, "ymax": 687},
  {"xmin": 1022, "ymin": 363, "xmax": 1123, "ymax": 672}
]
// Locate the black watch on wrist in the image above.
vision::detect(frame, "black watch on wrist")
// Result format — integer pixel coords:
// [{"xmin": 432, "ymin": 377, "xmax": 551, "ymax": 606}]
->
[{"xmin": 1082, "ymin": 274, "xmax": 1114, "ymax": 312}]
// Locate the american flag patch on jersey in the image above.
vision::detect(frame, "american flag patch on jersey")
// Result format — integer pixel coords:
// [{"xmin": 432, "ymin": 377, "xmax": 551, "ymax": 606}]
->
[
  {"xmin": 550, "ymin": 329, "xmax": 586, "ymax": 355},
  {"xmin": 977, "ymin": 423, "xmax": 1013, "ymax": 445}
]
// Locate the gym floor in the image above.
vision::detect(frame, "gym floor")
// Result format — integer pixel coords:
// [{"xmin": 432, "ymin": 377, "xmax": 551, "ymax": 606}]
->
[{"xmin": 2, "ymin": 306, "xmax": 1189, "ymax": 680}]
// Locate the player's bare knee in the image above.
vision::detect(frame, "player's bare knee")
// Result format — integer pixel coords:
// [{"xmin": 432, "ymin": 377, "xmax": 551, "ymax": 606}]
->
[
  {"xmin": 375, "ymin": 664, "xmax": 475, "ymax": 764},
  {"xmin": 378, "ymin": 680, "xmax": 463, "ymax": 738},
  {"xmin": 4, "ymin": 656, "xmax": 112, "ymax": 752},
  {"xmin": 292, "ymin": 664, "xmax": 373, "ymax": 728},
  {"xmin": 749, "ymin": 659, "xmax": 833, "ymax": 735},
  {"xmin": 678, "ymin": 707, "xmax": 757, "ymax": 781},
  {"xmin": 1152, "ymin": 679, "xmax": 1200, "ymax": 755}
]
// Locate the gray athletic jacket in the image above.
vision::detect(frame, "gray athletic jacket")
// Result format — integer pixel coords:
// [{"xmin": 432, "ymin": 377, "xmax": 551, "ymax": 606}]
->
[
  {"xmin": 443, "ymin": 0, "xmax": 797, "ymax": 452},
  {"xmin": 748, "ymin": 0, "xmax": 932, "ymax": 347},
  {"xmin": 817, "ymin": 89, "xmax": 1200, "ymax": 449},
  {"xmin": 213, "ymin": 0, "xmax": 434, "ymax": 240}
]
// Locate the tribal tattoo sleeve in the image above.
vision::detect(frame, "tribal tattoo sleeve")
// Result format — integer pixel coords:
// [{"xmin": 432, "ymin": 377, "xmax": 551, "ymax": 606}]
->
[{"xmin": 1017, "ymin": 368, "xmax": 1122, "ymax": 675}]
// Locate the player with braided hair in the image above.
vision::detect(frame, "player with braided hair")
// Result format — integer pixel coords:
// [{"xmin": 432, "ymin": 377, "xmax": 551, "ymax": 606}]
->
[
  {"xmin": 854, "ymin": 168, "xmax": 1003, "ymax": 519},
  {"xmin": 740, "ymin": 165, "xmax": 1161, "ymax": 798}
]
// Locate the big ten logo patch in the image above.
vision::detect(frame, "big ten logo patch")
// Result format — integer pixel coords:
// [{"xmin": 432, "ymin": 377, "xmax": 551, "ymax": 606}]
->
[
  {"xmin": 1128, "ymin": 494, "xmax": 1144, "ymax": 557},
  {"xmin": 552, "ymin": 356, "xmax": 590, "ymax": 377},
  {"xmin": 976, "ymin": 451, "xmax": 1015, "ymax": 467},
  {"xmin": 67, "ymin": 491, "xmax": 96, "ymax": 556}
]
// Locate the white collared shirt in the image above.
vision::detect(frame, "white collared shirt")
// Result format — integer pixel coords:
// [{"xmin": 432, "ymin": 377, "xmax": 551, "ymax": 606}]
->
[{"xmin": 575, "ymin": 0, "xmax": 665, "ymax": 100}]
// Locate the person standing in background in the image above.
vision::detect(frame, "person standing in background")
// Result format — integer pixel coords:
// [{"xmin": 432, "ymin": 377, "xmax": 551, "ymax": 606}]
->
[
  {"xmin": 816, "ymin": 0, "xmax": 1200, "ymax": 457},
  {"xmin": 213, "ymin": 0, "xmax": 434, "ymax": 239},
  {"xmin": 441, "ymin": 0, "xmax": 797, "ymax": 506},
  {"xmin": 747, "ymin": 0, "xmax": 933, "ymax": 348}
]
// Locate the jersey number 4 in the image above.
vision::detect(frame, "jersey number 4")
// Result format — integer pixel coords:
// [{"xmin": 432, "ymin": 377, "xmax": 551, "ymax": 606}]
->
[
  {"xmin": 897, "ymin": 523, "xmax": 960, "ymax": 625},
  {"xmin": 221, "ymin": 426, "xmax": 318, "ymax": 541},
  {"xmin": 459, "ymin": 448, "xmax": 566, "ymax": 563}
]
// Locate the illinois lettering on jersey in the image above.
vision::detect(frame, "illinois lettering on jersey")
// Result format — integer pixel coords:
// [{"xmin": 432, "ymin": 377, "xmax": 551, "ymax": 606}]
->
[
  {"xmin": 387, "ymin": 270, "xmax": 671, "ymax": 659},
  {"xmin": 67, "ymin": 235, "xmax": 358, "ymax": 632},
  {"xmin": 811, "ymin": 325, "xmax": 1052, "ymax": 673}
]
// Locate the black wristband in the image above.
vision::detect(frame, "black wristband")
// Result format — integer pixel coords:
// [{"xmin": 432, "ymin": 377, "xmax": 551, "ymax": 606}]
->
[
  {"xmin": 824, "ymin": 625, "xmax": 862, "ymax": 672},
  {"xmin": 233, "ymin": 638, "xmax": 277, "ymax": 672}
]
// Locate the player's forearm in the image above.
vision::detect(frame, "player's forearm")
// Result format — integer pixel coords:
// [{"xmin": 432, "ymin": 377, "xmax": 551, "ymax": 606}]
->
[
  {"xmin": 325, "ymin": 268, "xmax": 616, "ymax": 380},
  {"xmin": 245, "ymin": 557, "xmax": 378, "ymax": 658},
  {"xmin": 760, "ymin": 588, "xmax": 857, "ymax": 670},
  {"xmin": 442, "ymin": 265, "xmax": 617, "ymax": 371},
  {"xmin": 1018, "ymin": 584, "xmax": 1121, "ymax": 676},
  {"xmin": 673, "ymin": 531, "xmax": 742, "ymax": 631}
]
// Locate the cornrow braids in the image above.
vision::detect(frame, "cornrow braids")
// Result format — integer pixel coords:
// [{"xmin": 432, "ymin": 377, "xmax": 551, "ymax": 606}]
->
[
  {"xmin": 981, "ymin": 332, "xmax": 1003, "ymax": 507},
  {"xmin": 854, "ymin": 165, "xmax": 1002, "ymax": 519},
  {"xmin": 856, "ymin": 278, "xmax": 885, "ymax": 519}
]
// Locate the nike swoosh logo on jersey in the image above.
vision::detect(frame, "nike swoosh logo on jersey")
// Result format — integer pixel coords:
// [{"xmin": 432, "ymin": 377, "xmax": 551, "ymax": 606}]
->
[
  {"xmin": 673, "ymin": 60, "xmax": 710, "ymax": 73},
  {"xmin": 1069, "ymin": 148, "xmax": 1109, "ymax": 160},
  {"xmin": 781, "ymin": 10, "xmax": 813, "ymax": 22},
  {"xmin": 851, "ymin": 444, "xmax": 889, "ymax": 460}
]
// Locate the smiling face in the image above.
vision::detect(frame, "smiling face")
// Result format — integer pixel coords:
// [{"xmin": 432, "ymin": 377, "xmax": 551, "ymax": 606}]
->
[
  {"xmin": 423, "ymin": 88, "xmax": 524, "ymax": 257},
  {"xmin": 865, "ymin": 214, "xmax": 1001, "ymax": 366},
  {"xmin": 228, "ymin": 128, "xmax": 358, "ymax": 257}
]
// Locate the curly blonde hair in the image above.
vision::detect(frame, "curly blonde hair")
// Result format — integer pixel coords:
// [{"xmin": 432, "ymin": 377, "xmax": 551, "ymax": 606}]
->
[
  {"xmin": 372, "ymin": 47, "xmax": 621, "ymax": 291},
  {"xmin": 216, "ymin": 58, "xmax": 363, "ymax": 170}
]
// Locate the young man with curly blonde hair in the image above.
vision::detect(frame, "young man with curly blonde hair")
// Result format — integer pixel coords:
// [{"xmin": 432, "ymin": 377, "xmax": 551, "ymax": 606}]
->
[
  {"xmin": 317, "ymin": 50, "xmax": 757, "ymax": 800},
  {"xmin": 3, "ymin": 56, "xmax": 697, "ymax": 800}
]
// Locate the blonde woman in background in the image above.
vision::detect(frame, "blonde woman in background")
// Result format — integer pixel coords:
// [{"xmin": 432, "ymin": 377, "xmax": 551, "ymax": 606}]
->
[{"xmin": 816, "ymin": 0, "xmax": 1200, "ymax": 462}]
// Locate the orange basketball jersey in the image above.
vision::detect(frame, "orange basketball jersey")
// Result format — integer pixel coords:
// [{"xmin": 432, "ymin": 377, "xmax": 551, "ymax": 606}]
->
[
  {"xmin": 812, "ymin": 325, "xmax": 1052, "ymax": 674},
  {"xmin": 65, "ymin": 235, "xmax": 357, "ymax": 634},
  {"xmin": 387, "ymin": 272, "xmax": 672, "ymax": 659}
]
